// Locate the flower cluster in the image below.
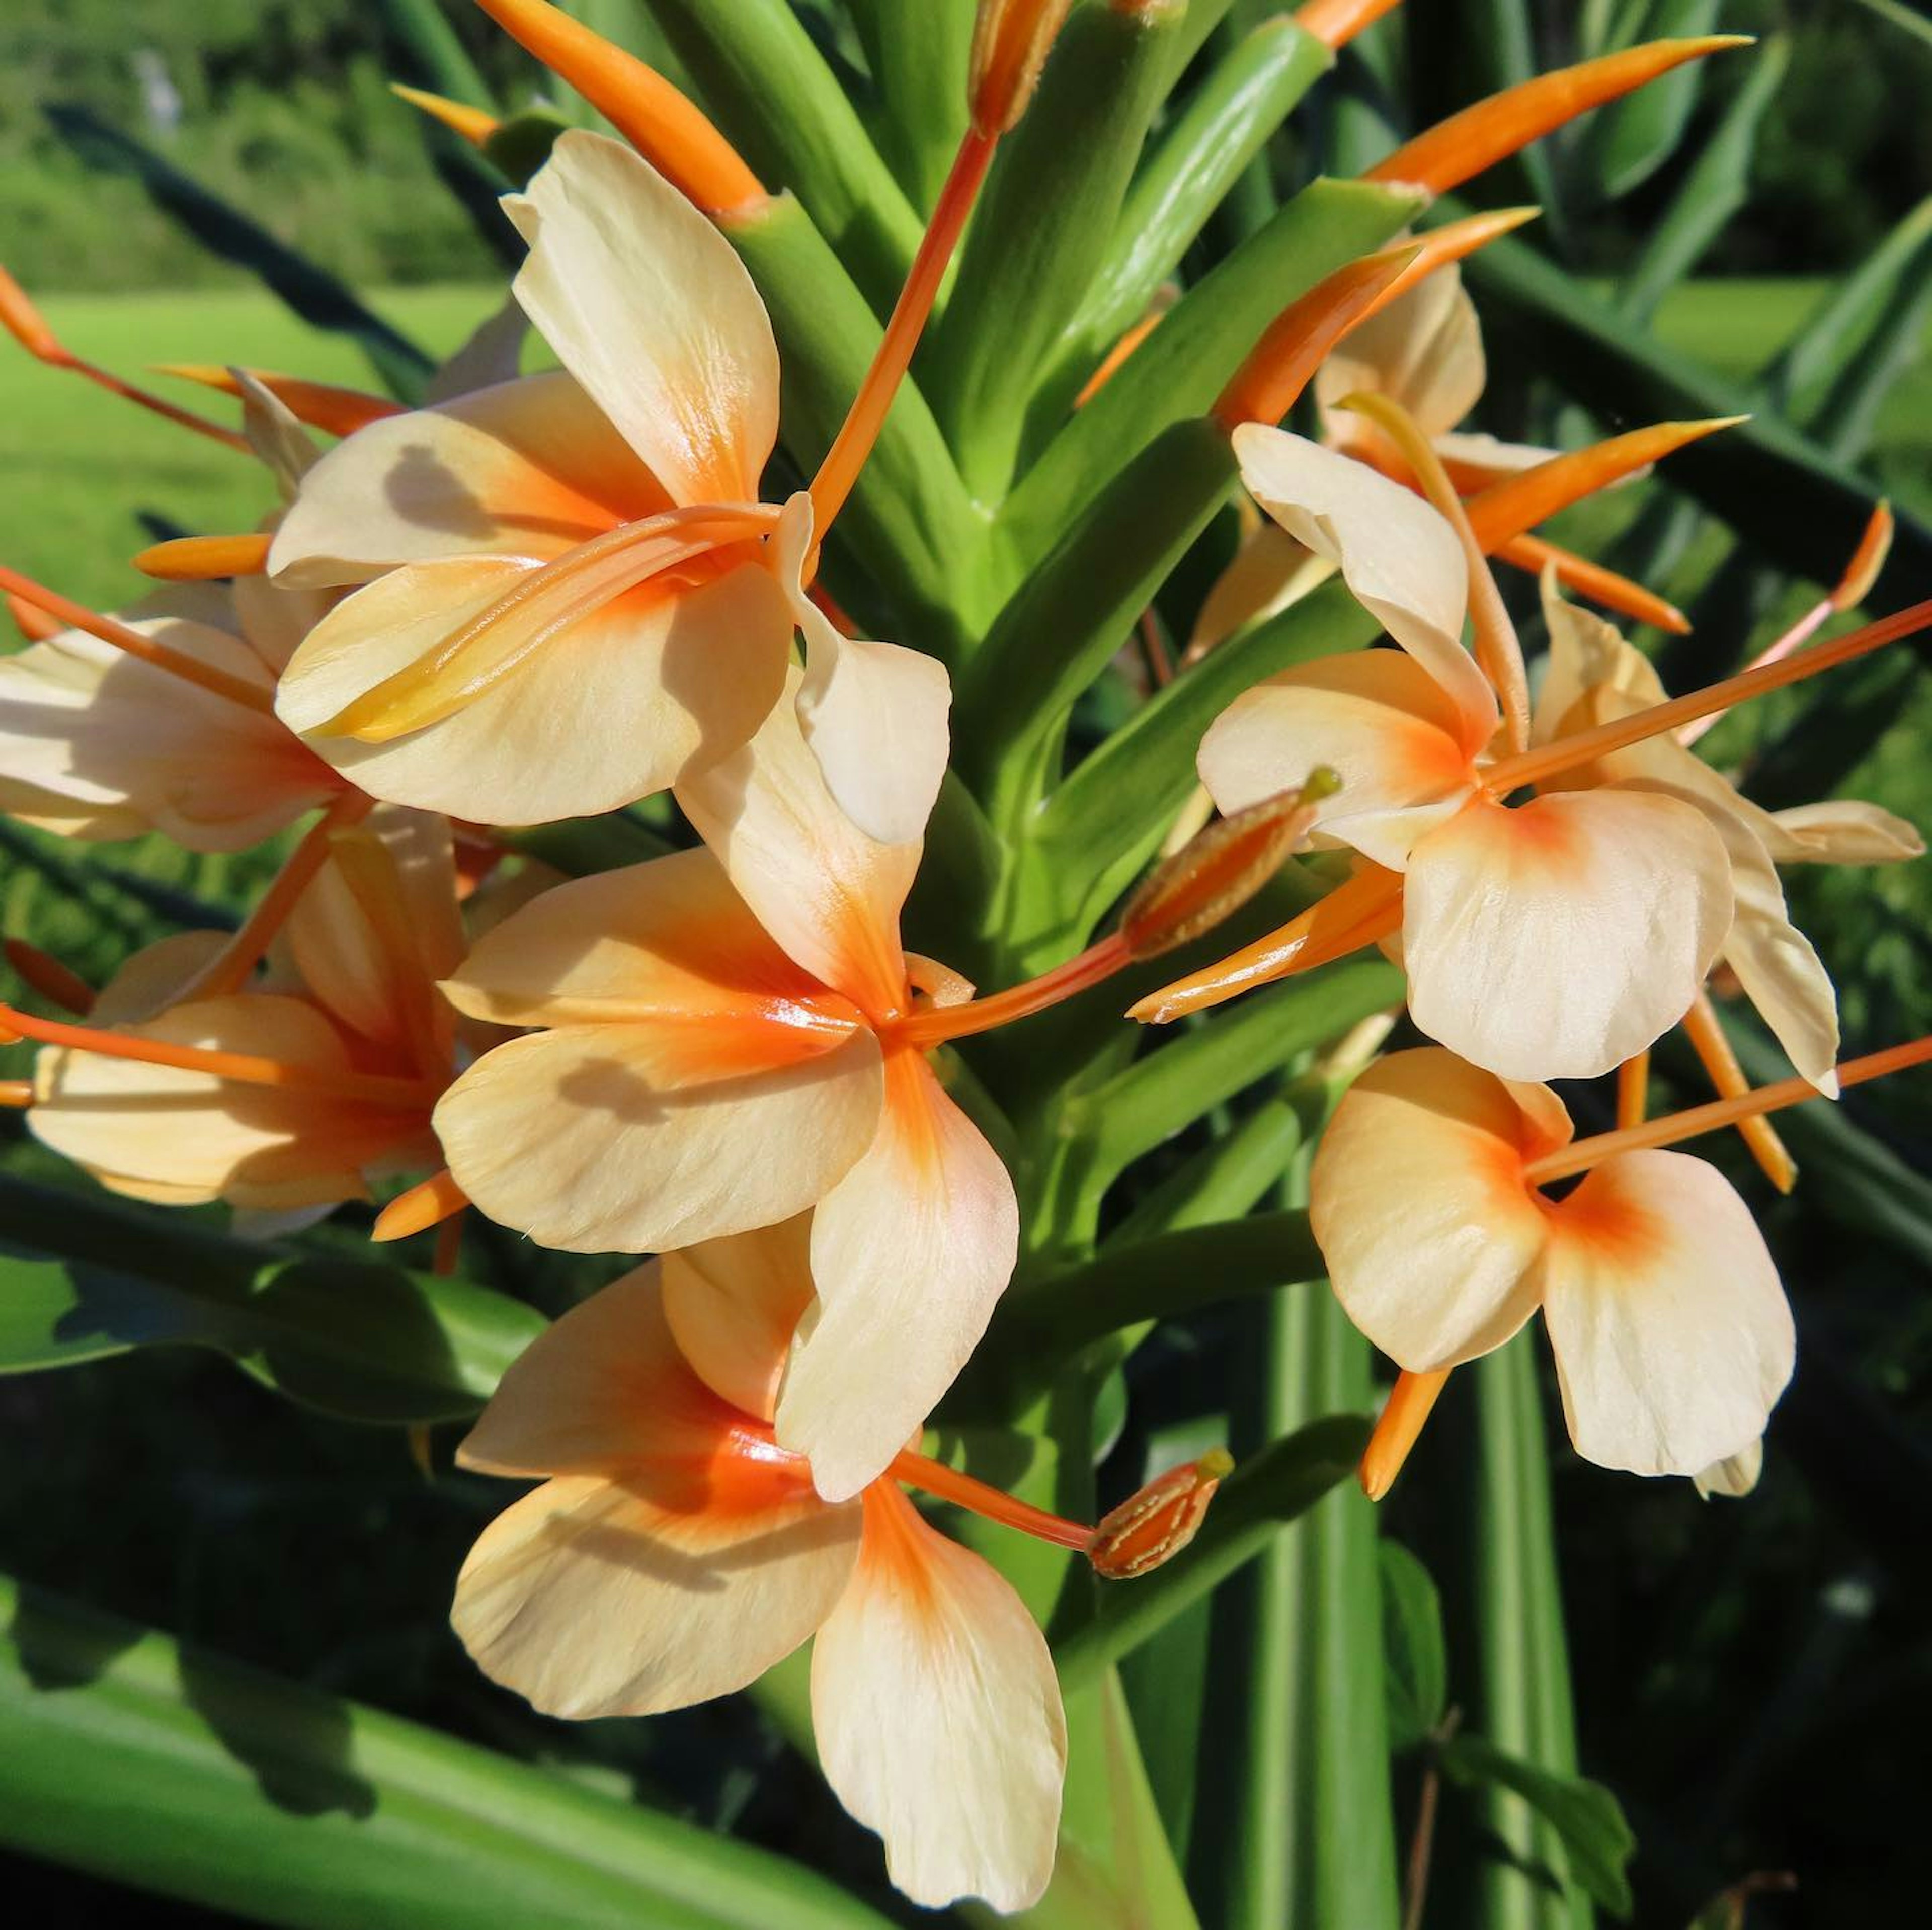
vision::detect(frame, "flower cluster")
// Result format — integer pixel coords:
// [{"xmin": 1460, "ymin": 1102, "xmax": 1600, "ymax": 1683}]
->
[{"xmin": 3, "ymin": 0, "xmax": 1927, "ymax": 1911}]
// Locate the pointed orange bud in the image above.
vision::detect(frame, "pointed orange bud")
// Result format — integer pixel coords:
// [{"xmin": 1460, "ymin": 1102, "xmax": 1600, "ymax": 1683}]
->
[
  {"xmin": 1091, "ymin": 1449, "xmax": 1233, "ymax": 1579},
  {"xmin": 1295, "ymin": 0, "xmax": 1405, "ymax": 51},
  {"xmin": 1360, "ymin": 1369, "xmax": 1450, "ymax": 1500},
  {"xmin": 1495, "ymin": 533, "xmax": 1689, "ymax": 634},
  {"xmin": 970, "ymin": 0, "xmax": 1076, "ymax": 133},
  {"xmin": 390, "ymin": 82, "xmax": 500, "ymax": 148},
  {"xmin": 1367, "ymin": 37, "xmax": 1751, "ymax": 196},
  {"xmin": 153, "ymin": 365, "xmax": 403, "ymax": 438},
  {"xmin": 1832, "ymin": 500, "xmax": 1893, "ymax": 612},
  {"xmin": 5, "ymin": 939, "xmax": 96, "ymax": 1017},
  {"xmin": 374, "ymin": 1167, "xmax": 472, "ymax": 1242},
  {"xmin": 0, "ymin": 265, "xmax": 68, "ymax": 362},
  {"xmin": 6, "ymin": 591, "xmax": 62, "ymax": 643},
  {"xmin": 1120, "ymin": 771, "xmax": 1339, "ymax": 960},
  {"xmin": 472, "ymin": 0, "xmax": 765, "ymax": 215},
  {"xmin": 133, "ymin": 532, "xmax": 273, "ymax": 583},
  {"xmin": 1465, "ymin": 418, "xmax": 1743, "ymax": 551}
]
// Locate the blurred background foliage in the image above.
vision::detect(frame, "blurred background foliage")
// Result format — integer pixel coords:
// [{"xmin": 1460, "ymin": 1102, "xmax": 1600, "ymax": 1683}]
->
[{"xmin": 4, "ymin": 3, "xmax": 1932, "ymax": 1928}]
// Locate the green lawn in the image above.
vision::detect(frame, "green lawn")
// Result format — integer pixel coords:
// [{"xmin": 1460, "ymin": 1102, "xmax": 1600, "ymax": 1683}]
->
[{"xmin": 3, "ymin": 277, "xmax": 1927, "ymax": 614}]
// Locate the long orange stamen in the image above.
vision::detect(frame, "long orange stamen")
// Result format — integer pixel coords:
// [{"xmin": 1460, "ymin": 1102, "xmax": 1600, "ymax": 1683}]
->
[
  {"xmin": 4, "ymin": 940, "xmax": 96, "ymax": 1016},
  {"xmin": 0, "ymin": 1081, "xmax": 32, "ymax": 1110},
  {"xmin": 1360, "ymin": 1368, "xmax": 1450, "ymax": 1500},
  {"xmin": 1485, "ymin": 598, "xmax": 1932, "ymax": 795},
  {"xmin": 897, "ymin": 932, "xmax": 1133, "ymax": 1049},
  {"xmin": 1681, "ymin": 992, "xmax": 1797, "ymax": 1193},
  {"xmin": 1295, "ymin": 0, "xmax": 1405, "ymax": 50},
  {"xmin": 1495, "ymin": 533, "xmax": 1689, "ymax": 635},
  {"xmin": 1130, "ymin": 862, "xmax": 1406, "ymax": 1025},
  {"xmin": 1524, "ymin": 1036, "xmax": 1932, "ymax": 1185},
  {"xmin": 390, "ymin": 83, "xmax": 501, "ymax": 148},
  {"xmin": 154, "ymin": 365, "xmax": 403, "ymax": 438},
  {"xmin": 134, "ymin": 533, "xmax": 273, "ymax": 583},
  {"xmin": 1, "ymin": 266, "xmax": 251, "ymax": 454},
  {"xmin": 472, "ymin": 0, "xmax": 766, "ymax": 215},
  {"xmin": 195, "ymin": 793, "xmax": 376, "ymax": 999},
  {"xmin": 1615, "ymin": 1049, "xmax": 1649, "ymax": 1130},
  {"xmin": 2, "ymin": 1001, "xmax": 442, "ymax": 1110},
  {"xmin": 970, "ymin": 0, "xmax": 1076, "ymax": 134},
  {"xmin": 374, "ymin": 1168, "xmax": 471, "ymax": 1242},
  {"xmin": 891, "ymin": 1445, "xmax": 1096, "ymax": 1551},
  {"xmin": 0, "ymin": 564, "xmax": 277, "ymax": 715},
  {"xmin": 807, "ymin": 127, "xmax": 998, "ymax": 538},
  {"xmin": 1365, "ymin": 38, "xmax": 1749, "ymax": 195}
]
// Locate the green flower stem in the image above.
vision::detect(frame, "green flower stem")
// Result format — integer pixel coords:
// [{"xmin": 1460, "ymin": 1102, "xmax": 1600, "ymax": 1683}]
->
[{"xmin": 842, "ymin": 0, "xmax": 975, "ymax": 215}]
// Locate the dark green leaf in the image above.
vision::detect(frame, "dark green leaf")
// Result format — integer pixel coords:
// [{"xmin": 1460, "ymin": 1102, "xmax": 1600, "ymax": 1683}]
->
[
  {"xmin": 1381, "ymin": 1541, "xmax": 1450, "ymax": 1752},
  {"xmin": 0, "ymin": 1578, "xmax": 890, "ymax": 1929},
  {"xmin": 481, "ymin": 108, "xmax": 572, "ymax": 187},
  {"xmin": 1576, "ymin": 1, "xmax": 1723, "ymax": 206},
  {"xmin": 378, "ymin": 0, "xmax": 497, "ymax": 107},
  {"xmin": 842, "ymin": 0, "xmax": 974, "ymax": 214}
]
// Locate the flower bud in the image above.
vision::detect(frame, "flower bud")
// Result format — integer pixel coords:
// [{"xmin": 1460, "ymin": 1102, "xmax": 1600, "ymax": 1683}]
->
[
  {"xmin": 1089, "ymin": 1449, "xmax": 1232, "ymax": 1580},
  {"xmin": 1119, "ymin": 771, "xmax": 1339, "ymax": 961},
  {"xmin": 969, "ymin": 0, "xmax": 1075, "ymax": 134}
]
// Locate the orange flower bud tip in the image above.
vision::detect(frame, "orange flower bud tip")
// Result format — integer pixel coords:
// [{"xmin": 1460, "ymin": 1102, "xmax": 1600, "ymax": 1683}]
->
[
  {"xmin": 5, "ymin": 591, "xmax": 62, "ymax": 643},
  {"xmin": 1832, "ymin": 501, "xmax": 1893, "ymax": 612},
  {"xmin": 389, "ymin": 83, "xmax": 500, "ymax": 148},
  {"xmin": 1294, "ymin": 0, "xmax": 1405, "ymax": 52},
  {"xmin": 0, "ymin": 265, "xmax": 70, "ymax": 364},
  {"xmin": 373, "ymin": 1168, "xmax": 471, "ymax": 1242},
  {"xmin": 0, "ymin": 1080, "xmax": 32, "ymax": 1110},
  {"xmin": 1360, "ymin": 1368, "xmax": 1451, "ymax": 1499},
  {"xmin": 1090, "ymin": 1450, "xmax": 1232, "ymax": 1580},
  {"xmin": 134, "ymin": 532, "xmax": 273, "ymax": 582},
  {"xmin": 970, "ymin": 0, "xmax": 1076, "ymax": 134}
]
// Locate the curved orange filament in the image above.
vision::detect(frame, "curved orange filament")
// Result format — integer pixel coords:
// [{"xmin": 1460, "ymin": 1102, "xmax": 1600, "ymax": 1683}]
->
[
  {"xmin": 134, "ymin": 533, "xmax": 273, "ymax": 582},
  {"xmin": 4, "ymin": 940, "xmax": 95, "ymax": 1016},
  {"xmin": 0, "ymin": 266, "xmax": 250, "ymax": 454},
  {"xmin": 0, "ymin": 1081, "xmax": 32, "ymax": 1110},
  {"xmin": 1615, "ymin": 1049, "xmax": 1649, "ymax": 1131},
  {"xmin": 374, "ymin": 1168, "xmax": 471, "ymax": 1243},
  {"xmin": 1524, "ymin": 1036, "xmax": 1932, "ymax": 1186},
  {"xmin": 1496, "ymin": 533, "xmax": 1689, "ymax": 635},
  {"xmin": 1485, "ymin": 597, "xmax": 1932, "ymax": 795},
  {"xmin": 154, "ymin": 365, "xmax": 404, "ymax": 438},
  {"xmin": 1295, "ymin": 0, "xmax": 1405, "ymax": 48},
  {"xmin": 1, "ymin": 1001, "xmax": 443, "ymax": 1110},
  {"xmin": 0, "ymin": 565, "xmax": 277, "ymax": 715},
  {"xmin": 1360, "ymin": 1367, "xmax": 1450, "ymax": 1500},
  {"xmin": 472, "ymin": 0, "xmax": 765, "ymax": 215},
  {"xmin": 1365, "ymin": 38, "xmax": 1749, "ymax": 195},
  {"xmin": 808, "ymin": 127, "xmax": 998, "ymax": 539},
  {"xmin": 196, "ymin": 794, "xmax": 375, "ymax": 1000},
  {"xmin": 390, "ymin": 83, "xmax": 500, "ymax": 148},
  {"xmin": 896, "ymin": 932, "xmax": 1132, "ymax": 1049},
  {"xmin": 891, "ymin": 1445, "xmax": 1096, "ymax": 1552},
  {"xmin": 1681, "ymin": 992, "xmax": 1797, "ymax": 1193}
]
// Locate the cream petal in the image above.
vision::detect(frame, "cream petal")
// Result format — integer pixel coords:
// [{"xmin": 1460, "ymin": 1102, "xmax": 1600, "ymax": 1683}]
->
[
  {"xmin": 677, "ymin": 664, "xmax": 920, "ymax": 1023},
  {"xmin": 1761, "ymin": 798, "xmax": 1925, "ymax": 866},
  {"xmin": 453, "ymin": 1462, "xmax": 861, "ymax": 1719},
  {"xmin": 1198, "ymin": 650, "xmax": 1483, "ymax": 870},
  {"xmin": 812, "ymin": 1484, "xmax": 1065, "ymax": 1912},
  {"xmin": 506, "ymin": 131, "xmax": 779, "ymax": 507},
  {"xmin": 1310, "ymin": 1049, "xmax": 1561, "ymax": 1371},
  {"xmin": 779, "ymin": 1051, "xmax": 1021, "ymax": 1501},
  {"xmin": 269, "ymin": 371, "xmax": 669, "ymax": 586},
  {"xmin": 771, "ymin": 496, "xmax": 951, "ymax": 848},
  {"xmin": 1189, "ymin": 522, "xmax": 1330, "ymax": 656},
  {"xmin": 425, "ymin": 295, "xmax": 528, "ymax": 404},
  {"xmin": 230, "ymin": 575, "xmax": 338, "ymax": 677},
  {"xmin": 1540, "ymin": 1150, "xmax": 1794, "ymax": 1477},
  {"xmin": 1402, "ymin": 789, "xmax": 1734, "ymax": 1080},
  {"xmin": 1319, "ymin": 269, "xmax": 1485, "ymax": 442},
  {"xmin": 275, "ymin": 553, "xmax": 791, "ymax": 825},
  {"xmin": 1694, "ymin": 1438, "xmax": 1764, "ymax": 1500},
  {"xmin": 1533, "ymin": 579, "xmax": 1666, "ymax": 746},
  {"xmin": 1429, "ymin": 430, "xmax": 1563, "ymax": 484},
  {"xmin": 1229, "ymin": 423, "xmax": 1495, "ymax": 742},
  {"xmin": 1717, "ymin": 818, "xmax": 1840, "ymax": 1094},
  {"xmin": 661, "ymin": 1217, "xmax": 816, "ymax": 1423},
  {"xmin": 434, "ymin": 1021, "xmax": 884, "ymax": 1254}
]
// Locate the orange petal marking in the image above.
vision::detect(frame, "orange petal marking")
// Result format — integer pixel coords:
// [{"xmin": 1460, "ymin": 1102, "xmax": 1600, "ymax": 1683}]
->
[
  {"xmin": 1495, "ymin": 533, "xmax": 1689, "ymax": 634},
  {"xmin": 1464, "ymin": 418, "xmax": 1744, "ymax": 551},
  {"xmin": 0, "ymin": 564, "xmax": 277, "ymax": 715},
  {"xmin": 153, "ymin": 365, "xmax": 404, "ymax": 438},
  {"xmin": 1295, "ymin": 0, "xmax": 1405, "ymax": 49},
  {"xmin": 133, "ymin": 533, "xmax": 273, "ymax": 582},
  {"xmin": 4, "ymin": 940, "xmax": 95, "ymax": 1016},
  {"xmin": 1360, "ymin": 1368, "xmax": 1451, "ymax": 1500},
  {"xmin": 1130, "ymin": 861, "xmax": 1407, "ymax": 1024},
  {"xmin": 0, "ymin": 265, "xmax": 250, "ymax": 454},
  {"xmin": 374, "ymin": 1167, "xmax": 471, "ymax": 1242},
  {"xmin": 1365, "ymin": 37, "xmax": 1750, "ymax": 195},
  {"xmin": 390, "ymin": 83, "xmax": 500, "ymax": 148},
  {"xmin": 1681, "ymin": 992, "xmax": 1797, "ymax": 1194},
  {"xmin": 1090, "ymin": 1449, "xmax": 1233, "ymax": 1578},
  {"xmin": 472, "ymin": 0, "xmax": 766, "ymax": 215},
  {"xmin": 1524, "ymin": 1035, "xmax": 1932, "ymax": 1186}
]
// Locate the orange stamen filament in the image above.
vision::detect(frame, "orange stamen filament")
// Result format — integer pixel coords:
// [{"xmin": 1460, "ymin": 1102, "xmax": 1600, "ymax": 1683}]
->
[
  {"xmin": 891, "ymin": 1446, "xmax": 1096, "ymax": 1553},
  {"xmin": 1495, "ymin": 533, "xmax": 1689, "ymax": 636},
  {"xmin": 1615, "ymin": 1049, "xmax": 1649, "ymax": 1130},
  {"xmin": 0, "ymin": 1080, "xmax": 32, "ymax": 1110},
  {"xmin": 195, "ymin": 794, "xmax": 376, "ymax": 999},
  {"xmin": 374, "ymin": 1168, "xmax": 470, "ymax": 1243},
  {"xmin": 896, "ymin": 932, "xmax": 1133, "ymax": 1049},
  {"xmin": 0, "ymin": 564, "xmax": 277, "ymax": 715},
  {"xmin": 0, "ymin": 1001, "xmax": 442, "ymax": 1110},
  {"xmin": 808, "ymin": 127, "xmax": 998, "ymax": 541},
  {"xmin": 1360, "ymin": 1367, "xmax": 1451, "ymax": 1500},
  {"xmin": 1484, "ymin": 598, "xmax": 1932, "ymax": 796},
  {"xmin": 1294, "ymin": 0, "xmax": 1405, "ymax": 50},
  {"xmin": 5, "ymin": 939, "xmax": 96, "ymax": 1016},
  {"xmin": 1524, "ymin": 1036, "xmax": 1932, "ymax": 1186},
  {"xmin": 1681, "ymin": 992, "xmax": 1798, "ymax": 1193}
]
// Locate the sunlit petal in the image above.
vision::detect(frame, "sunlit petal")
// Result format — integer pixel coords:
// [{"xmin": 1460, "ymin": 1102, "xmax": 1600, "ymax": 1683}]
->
[{"xmin": 661, "ymin": 1216, "xmax": 816, "ymax": 1423}]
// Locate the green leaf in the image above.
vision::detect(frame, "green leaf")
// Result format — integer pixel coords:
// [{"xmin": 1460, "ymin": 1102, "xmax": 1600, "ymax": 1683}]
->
[
  {"xmin": 480, "ymin": 108, "xmax": 573, "ymax": 187},
  {"xmin": 1439, "ymin": 1735, "xmax": 1637, "ymax": 1920},
  {"xmin": 642, "ymin": 0, "xmax": 924, "ymax": 317},
  {"xmin": 1108, "ymin": 1092, "xmax": 1310, "ymax": 1244},
  {"xmin": 0, "ymin": 1176, "xmax": 543, "ymax": 1425},
  {"xmin": 1576, "ymin": 0, "xmax": 1723, "ymax": 206},
  {"xmin": 378, "ymin": 0, "xmax": 498, "ymax": 107},
  {"xmin": 1052, "ymin": 19, "xmax": 1329, "ymax": 401},
  {"xmin": 925, "ymin": 0, "xmax": 1192, "ymax": 498},
  {"xmin": 1053, "ymin": 1416, "xmax": 1369, "ymax": 1692},
  {"xmin": 1381, "ymin": 1542, "xmax": 1450, "ymax": 1753},
  {"xmin": 1619, "ymin": 36, "xmax": 1789, "ymax": 324},
  {"xmin": 43, "ymin": 105, "xmax": 436, "ymax": 402},
  {"xmin": 1845, "ymin": 0, "xmax": 1932, "ymax": 56},
  {"xmin": 0, "ymin": 1578, "xmax": 890, "ymax": 1929},
  {"xmin": 1001, "ymin": 178, "xmax": 1424, "ymax": 579},
  {"xmin": 842, "ymin": 0, "xmax": 975, "ymax": 213}
]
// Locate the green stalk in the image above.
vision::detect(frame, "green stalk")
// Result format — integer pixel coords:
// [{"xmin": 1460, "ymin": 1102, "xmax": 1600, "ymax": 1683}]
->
[{"xmin": 843, "ymin": 0, "xmax": 976, "ymax": 214}]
